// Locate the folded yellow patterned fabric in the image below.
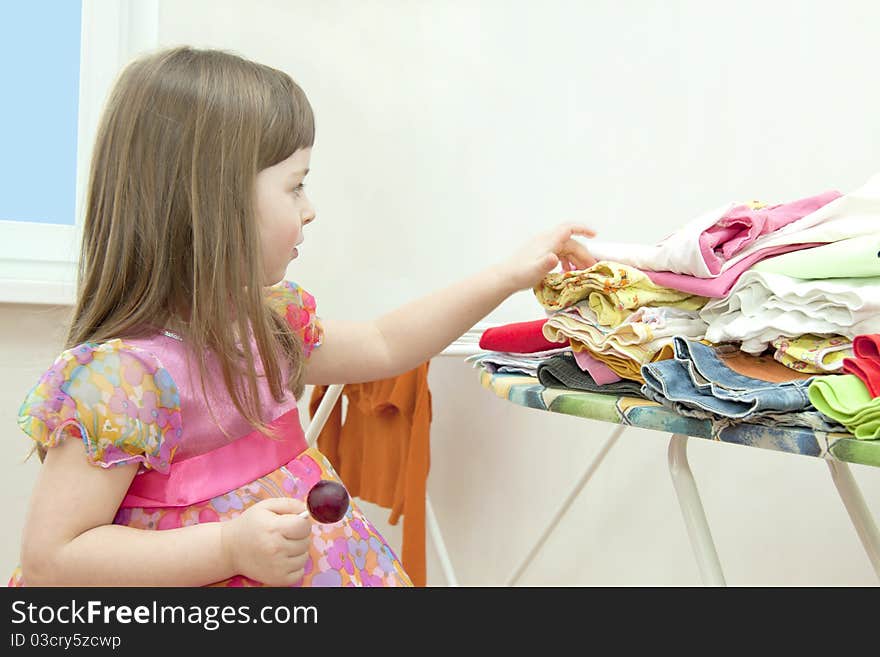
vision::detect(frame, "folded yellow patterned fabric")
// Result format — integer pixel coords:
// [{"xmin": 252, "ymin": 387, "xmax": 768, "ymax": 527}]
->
[{"xmin": 534, "ymin": 262, "xmax": 708, "ymax": 326}]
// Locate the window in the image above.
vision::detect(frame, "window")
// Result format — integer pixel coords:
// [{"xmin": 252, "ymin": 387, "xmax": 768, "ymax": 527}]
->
[
  {"xmin": 0, "ymin": 0, "xmax": 158, "ymax": 305},
  {"xmin": 2, "ymin": 1, "xmax": 82, "ymax": 227}
]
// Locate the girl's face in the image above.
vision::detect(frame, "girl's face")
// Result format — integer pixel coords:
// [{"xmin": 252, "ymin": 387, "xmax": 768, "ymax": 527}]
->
[{"xmin": 255, "ymin": 147, "xmax": 315, "ymax": 285}]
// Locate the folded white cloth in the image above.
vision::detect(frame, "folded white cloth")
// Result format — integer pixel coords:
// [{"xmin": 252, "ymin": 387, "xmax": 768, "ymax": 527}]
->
[
  {"xmin": 700, "ymin": 270, "xmax": 880, "ymax": 353},
  {"xmin": 465, "ymin": 348, "xmax": 571, "ymax": 376}
]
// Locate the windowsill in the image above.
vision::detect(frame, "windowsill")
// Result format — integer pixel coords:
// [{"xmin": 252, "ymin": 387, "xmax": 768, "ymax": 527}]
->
[{"xmin": 0, "ymin": 279, "xmax": 75, "ymax": 306}]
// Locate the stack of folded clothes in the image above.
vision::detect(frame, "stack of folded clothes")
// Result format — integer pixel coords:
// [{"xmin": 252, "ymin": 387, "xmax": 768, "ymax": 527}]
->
[
  {"xmin": 476, "ymin": 172, "xmax": 880, "ymax": 439},
  {"xmin": 542, "ymin": 303, "xmax": 707, "ymax": 382}
]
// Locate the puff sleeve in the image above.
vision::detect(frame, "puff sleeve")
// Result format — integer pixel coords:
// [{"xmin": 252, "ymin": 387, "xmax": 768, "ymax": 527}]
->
[
  {"xmin": 17, "ymin": 340, "xmax": 182, "ymax": 474},
  {"xmin": 265, "ymin": 280, "xmax": 324, "ymax": 358}
]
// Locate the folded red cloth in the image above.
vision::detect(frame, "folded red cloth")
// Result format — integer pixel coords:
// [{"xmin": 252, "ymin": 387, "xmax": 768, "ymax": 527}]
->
[
  {"xmin": 479, "ymin": 319, "xmax": 563, "ymax": 354},
  {"xmin": 842, "ymin": 334, "xmax": 880, "ymax": 398}
]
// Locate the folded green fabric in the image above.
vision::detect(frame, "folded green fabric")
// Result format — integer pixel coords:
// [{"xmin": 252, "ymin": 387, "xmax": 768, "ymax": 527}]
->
[
  {"xmin": 753, "ymin": 234, "xmax": 880, "ymax": 279},
  {"xmin": 808, "ymin": 374, "xmax": 880, "ymax": 439}
]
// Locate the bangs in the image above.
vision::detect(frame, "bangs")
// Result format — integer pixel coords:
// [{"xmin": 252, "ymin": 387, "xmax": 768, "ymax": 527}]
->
[{"xmin": 258, "ymin": 73, "xmax": 315, "ymax": 170}]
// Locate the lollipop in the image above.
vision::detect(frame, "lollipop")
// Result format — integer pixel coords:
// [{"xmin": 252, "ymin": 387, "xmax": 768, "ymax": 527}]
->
[{"xmin": 297, "ymin": 480, "xmax": 350, "ymax": 523}]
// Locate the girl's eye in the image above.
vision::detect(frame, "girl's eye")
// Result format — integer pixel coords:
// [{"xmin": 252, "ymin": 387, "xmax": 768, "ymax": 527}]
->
[{"xmin": 292, "ymin": 183, "xmax": 305, "ymax": 196}]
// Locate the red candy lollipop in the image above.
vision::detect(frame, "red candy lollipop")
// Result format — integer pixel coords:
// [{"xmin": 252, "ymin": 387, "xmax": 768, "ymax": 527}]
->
[{"xmin": 297, "ymin": 480, "xmax": 350, "ymax": 523}]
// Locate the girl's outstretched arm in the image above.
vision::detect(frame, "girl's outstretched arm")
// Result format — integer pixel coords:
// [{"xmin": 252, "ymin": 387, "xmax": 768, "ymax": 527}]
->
[{"xmin": 305, "ymin": 223, "xmax": 595, "ymax": 385}]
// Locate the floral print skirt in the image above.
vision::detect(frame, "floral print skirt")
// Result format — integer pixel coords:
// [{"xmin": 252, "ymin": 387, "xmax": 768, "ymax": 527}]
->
[{"xmin": 9, "ymin": 448, "xmax": 412, "ymax": 587}]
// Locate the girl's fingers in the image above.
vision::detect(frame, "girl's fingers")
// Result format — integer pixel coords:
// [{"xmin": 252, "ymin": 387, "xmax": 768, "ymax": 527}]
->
[
  {"xmin": 578, "ymin": 254, "xmax": 598, "ymax": 269},
  {"xmin": 285, "ymin": 552, "xmax": 309, "ymax": 573},
  {"xmin": 563, "ymin": 241, "xmax": 596, "ymax": 270},
  {"xmin": 278, "ymin": 516, "xmax": 312, "ymax": 541},
  {"xmin": 560, "ymin": 223, "xmax": 597, "ymax": 239}
]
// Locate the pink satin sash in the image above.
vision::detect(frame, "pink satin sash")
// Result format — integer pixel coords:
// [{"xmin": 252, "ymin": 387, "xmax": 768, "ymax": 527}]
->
[{"xmin": 120, "ymin": 408, "xmax": 307, "ymax": 508}]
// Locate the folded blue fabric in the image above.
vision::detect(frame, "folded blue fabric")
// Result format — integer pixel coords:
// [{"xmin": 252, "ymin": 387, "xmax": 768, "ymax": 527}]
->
[{"xmin": 642, "ymin": 337, "xmax": 815, "ymax": 421}]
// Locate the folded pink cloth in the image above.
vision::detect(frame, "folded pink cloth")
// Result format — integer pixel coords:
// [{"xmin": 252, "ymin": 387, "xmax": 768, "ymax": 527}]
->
[
  {"xmin": 645, "ymin": 242, "xmax": 822, "ymax": 298},
  {"xmin": 572, "ymin": 350, "xmax": 622, "ymax": 385},
  {"xmin": 698, "ymin": 191, "xmax": 842, "ymax": 274}
]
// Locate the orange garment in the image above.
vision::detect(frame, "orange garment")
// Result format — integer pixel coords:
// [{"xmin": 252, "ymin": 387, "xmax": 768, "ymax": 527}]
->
[
  {"xmin": 715, "ymin": 347, "xmax": 813, "ymax": 383},
  {"xmin": 309, "ymin": 362, "xmax": 432, "ymax": 586}
]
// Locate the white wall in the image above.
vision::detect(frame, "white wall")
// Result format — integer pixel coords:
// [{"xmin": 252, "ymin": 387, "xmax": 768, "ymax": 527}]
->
[
  {"xmin": 2, "ymin": 0, "xmax": 878, "ymax": 585},
  {"xmin": 162, "ymin": 0, "xmax": 880, "ymax": 322}
]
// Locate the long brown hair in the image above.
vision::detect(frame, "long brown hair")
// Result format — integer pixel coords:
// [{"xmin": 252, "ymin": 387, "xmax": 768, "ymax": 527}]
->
[{"xmin": 68, "ymin": 46, "xmax": 315, "ymax": 437}]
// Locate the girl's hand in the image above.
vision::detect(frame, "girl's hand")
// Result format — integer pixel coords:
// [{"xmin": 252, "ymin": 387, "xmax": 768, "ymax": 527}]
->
[
  {"xmin": 499, "ymin": 223, "xmax": 598, "ymax": 291},
  {"xmin": 221, "ymin": 497, "xmax": 312, "ymax": 586}
]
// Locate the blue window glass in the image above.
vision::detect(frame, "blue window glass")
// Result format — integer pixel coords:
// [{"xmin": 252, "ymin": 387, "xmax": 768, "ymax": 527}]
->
[{"xmin": 0, "ymin": 1, "xmax": 82, "ymax": 225}]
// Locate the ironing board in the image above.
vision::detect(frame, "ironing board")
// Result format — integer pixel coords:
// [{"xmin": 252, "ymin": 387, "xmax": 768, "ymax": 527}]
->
[{"xmin": 477, "ymin": 367, "xmax": 880, "ymax": 586}]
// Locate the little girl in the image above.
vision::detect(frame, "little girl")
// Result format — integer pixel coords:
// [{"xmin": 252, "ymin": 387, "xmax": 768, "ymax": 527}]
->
[{"xmin": 10, "ymin": 46, "xmax": 596, "ymax": 587}]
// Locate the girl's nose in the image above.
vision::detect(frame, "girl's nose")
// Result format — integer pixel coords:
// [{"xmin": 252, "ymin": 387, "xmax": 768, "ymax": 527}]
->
[{"xmin": 302, "ymin": 199, "xmax": 316, "ymax": 226}]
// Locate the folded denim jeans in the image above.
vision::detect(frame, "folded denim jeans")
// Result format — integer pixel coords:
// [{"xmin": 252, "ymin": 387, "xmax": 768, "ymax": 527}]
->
[
  {"xmin": 641, "ymin": 336, "xmax": 815, "ymax": 420},
  {"xmin": 641, "ymin": 385, "xmax": 844, "ymax": 432},
  {"xmin": 537, "ymin": 353, "xmax": 645, "ymax": 397}
]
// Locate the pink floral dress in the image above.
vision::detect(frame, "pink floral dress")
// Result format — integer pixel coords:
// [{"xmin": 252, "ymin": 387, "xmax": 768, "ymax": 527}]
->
[{"xmin": 9, "ymin": 281, "xmax": 412, "ymax": 587}]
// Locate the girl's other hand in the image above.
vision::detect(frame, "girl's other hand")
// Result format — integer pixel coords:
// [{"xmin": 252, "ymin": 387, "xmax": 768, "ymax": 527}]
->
[
  {"xmin": 500, "ymin": 223, "xmax": 598, "ymax": 291},
  {"xmin": 221, "ymin": 497, "xmax": 312, "ymax": 586}
]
